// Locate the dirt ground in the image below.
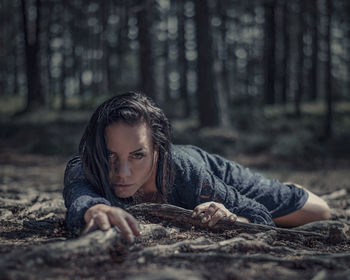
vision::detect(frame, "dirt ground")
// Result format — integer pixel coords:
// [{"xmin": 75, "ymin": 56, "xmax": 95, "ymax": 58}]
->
[{"xmin": 0, "ymin": 150, "xmax": 350, "ymax": 280}]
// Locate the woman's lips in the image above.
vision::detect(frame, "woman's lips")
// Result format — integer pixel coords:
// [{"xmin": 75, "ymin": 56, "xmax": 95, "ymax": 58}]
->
[{"xmin": 113, "ymin": 184, "xmax": 133, "ymax": 188}]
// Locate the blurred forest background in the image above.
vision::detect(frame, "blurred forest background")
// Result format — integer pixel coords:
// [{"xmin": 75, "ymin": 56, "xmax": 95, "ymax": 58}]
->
[{"xmin": 1, "ymin": 0, "xmax": 350, "ymax": 165}]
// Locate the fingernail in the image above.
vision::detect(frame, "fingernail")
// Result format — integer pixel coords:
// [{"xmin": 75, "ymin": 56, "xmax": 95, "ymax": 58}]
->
[
  {"xmin": 202, "ymin": 217, "xmax": 207, "ymax": 223},
  {"xmin": 102, "ymin": 225, "xmax": 109, "ymax": 230},
  {"xmin": 128, "ymin": 234, "xmax": 134, "ymax": 243}
]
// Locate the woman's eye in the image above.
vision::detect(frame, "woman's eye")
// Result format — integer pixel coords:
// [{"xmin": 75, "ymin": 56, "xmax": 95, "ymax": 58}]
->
[
  {"xmin": 108, "ymin": 154, "xmax": 116, "ymax": 160},
  {"xmin": 132, "ymin": 153, "xmax": 144, "ymax": 159}
]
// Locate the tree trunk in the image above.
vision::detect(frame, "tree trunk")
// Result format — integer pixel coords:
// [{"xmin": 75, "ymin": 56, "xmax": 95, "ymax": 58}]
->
[
  {"xmin": 177, "ymin": 1, "xmax": 190, "ymax": 118},
  {"xmin": 116, "ymin": 1, "xmax": 128, "ymax": 84},
  {"xmin": 324, "ymin": 0, "xmax": 333, "ymax": 139},
  {"xmin": 41, "ymin": 0, "xmax": 54, "ymax": 108},
  {"xmin": 99, "ymin": 0, "xmax": 110, "ymax": 95},
  {"xmin": 215, "ymin": 0, "xmax": 231, "ymax": 127},
  {"xmin": 59, "ymin": 0, "xmax": 68, "ymax": 110},
  {"xmin": 294, "ymin": 0, "xmax": 305, "ymax": 117},
  {"xmin": 21, "ymin": 0, "xmax": 45, "ymax": 111},
  {"xmin": 263, "ymin": 0, "xmax": 276, "ymax": 105},
  {"xmin": 136, "ymin": 1, "xmax": 156, "ymax": 100},
  {"xmin": 163, "ymin": 10, "xmax": 171, "ymax": 103},
  {"xmin": 309, "ymin": 0, "xmax": 319, "ymax": 101},
  {"xmin": 194, "ymin": 0, "xmax": 220, "ymax": 127},
  {"xmin": 281, "ymin": 1, "xmax": 289, "ymax": 105},
  {"xmin": 10, "ymin": 0, "xmax": 20, "ymax": 96}
]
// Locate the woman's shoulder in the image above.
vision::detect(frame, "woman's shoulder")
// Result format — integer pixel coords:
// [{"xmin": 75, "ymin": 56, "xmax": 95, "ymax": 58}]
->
[
  {"xmin": 171, "ymin": 144, "xmax": 208, "ymax": 158},
  {"xmin": 170, "ymin": 144, "xmax": 244, "ymax": 180},
  {"xmin": 171, "ymin": 144, "xmax": 208, "ymax": 167},
  {"xmin": 64, "ymin": 154, "xmax": 89, "ymax": 186}
]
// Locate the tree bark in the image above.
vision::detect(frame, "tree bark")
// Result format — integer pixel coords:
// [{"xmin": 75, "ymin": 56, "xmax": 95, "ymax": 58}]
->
[
  {"xmin": 116, "ymin": 0, "xmax": 129, "ymax": 84},
  {"xmin": 324, "ymin": 0, "xmax": 333, "ymax": 139},
  {"xmin": 214, "ymin": 0, "xmax": 231, "ymax": 127},
  {"xmin": 136, "ymin": 1, "xmax": 156, "ymax": 100},
  {"xmin": 295, "ymin": 0, "xmax": 305, "ymax": 117},
  {"xmin": 99, "ymin": 0, "xmax": 111, "ymax": 95},
  {"xmin": 0, "ymin": 224, "xmax": 170, "ymax": 270},
  {"xmin": 194, "ymin": 0, "xmax": 221, "ymax": 127},
  {"xmin": 177, "ymin": 1, "xmax": 190, "ymax": 117},
  {"xmin": 127, "ymin": 203, "xmax": 338, "ymax": 242},
  {"xmin": 263, "ymin": 0, "xmax": 276, "ymax": 105},
  {"xmin": 309, "ymin": 0, "xmax": 319, "ymax": 101},
  {"xmin": 281, "ymin": 1, "xmax": 289, "ymax": 105},
  {"xmin": 149, "ymin": 251, "xmax": 350, "ymax": 270},
  {"xmin": 20, "ymin": 0, "xmax": 45, "ymax": 111},
  {"xmin": 59, "ymin": 0, "xmax": 68, "ymax": 110}
]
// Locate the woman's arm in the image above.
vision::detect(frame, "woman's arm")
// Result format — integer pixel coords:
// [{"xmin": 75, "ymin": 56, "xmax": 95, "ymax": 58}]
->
[
  {"xmin": 196, "ymin": 169, "xmax": 275, "ymax": 225},
  {"xmin": 272, "ymin": 183, "xmax": 330, "ymax": 227},
  {"xmin": 63, "ymin": 155, "xmax": 140, "ymax": 240},
  {"xmin": 63, "ymin": 155, "xmax": 112, "ymax": 235},
  {"xmin": 171, "ymin": 162, "xmax": 275, "ymax": 226}
]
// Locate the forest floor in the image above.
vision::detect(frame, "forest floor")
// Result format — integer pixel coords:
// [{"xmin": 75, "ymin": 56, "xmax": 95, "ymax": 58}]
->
[{"xmin": 1, "ymin": 147, "xmax": 350, "ymax": 280}]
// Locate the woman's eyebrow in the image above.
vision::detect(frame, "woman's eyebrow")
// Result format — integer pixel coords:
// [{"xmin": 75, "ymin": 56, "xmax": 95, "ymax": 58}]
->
[
  {"xmin": 130, "ymin": 147, "xmax": 146, "ymax": 154},
  {"xmin": 107, "ymin": 147, "xmax": 146, "ymax": 154}
]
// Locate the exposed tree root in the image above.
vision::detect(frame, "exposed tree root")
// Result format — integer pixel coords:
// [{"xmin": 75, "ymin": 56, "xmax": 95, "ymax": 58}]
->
[
  {"xmin": 1, "ymin": 200, "xmax": 350, "ymax": 279},
  {"xmin": 0, "ymin": 223, "xmax": 171, "ymax": 269},
  {"xmin": 127, "ymin": 203, "xmax": 348, "ymax": 243},
  {"xmin": 146, "ymin": 251, "xmax": 350, "ymax": 270},
  {"xmin": 132, "ymin": 235, "xmax": 316, "ymax": 261},
  {"xmin": 321, "ymin": 189, "xmax": 347, "ymax": 201}
]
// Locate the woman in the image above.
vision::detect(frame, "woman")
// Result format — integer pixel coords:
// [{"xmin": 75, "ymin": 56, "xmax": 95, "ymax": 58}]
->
[{"xmin": 63, "ymin": 92, "xmax": 330, "ymax": 241}]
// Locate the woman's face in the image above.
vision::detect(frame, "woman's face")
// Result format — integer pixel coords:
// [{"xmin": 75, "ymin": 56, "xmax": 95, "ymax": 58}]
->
[{"xmin": 105, "ymin": 121, "xmax": 157, "ymax": 198}]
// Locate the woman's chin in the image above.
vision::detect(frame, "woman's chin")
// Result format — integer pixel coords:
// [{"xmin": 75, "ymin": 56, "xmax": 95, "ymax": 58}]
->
[{"xmin": 112, "ymin": 188, "xmax": 136, "ymax": 198}]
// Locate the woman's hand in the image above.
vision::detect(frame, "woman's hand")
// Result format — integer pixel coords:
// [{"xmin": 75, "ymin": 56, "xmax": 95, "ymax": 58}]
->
[
  {"xmin": 191, "ymin": 202, "xmax": 238, "ymax": 227},
  {"xmin": 82, "ymin": 204, "xmax": 140, "ymax": 242}
]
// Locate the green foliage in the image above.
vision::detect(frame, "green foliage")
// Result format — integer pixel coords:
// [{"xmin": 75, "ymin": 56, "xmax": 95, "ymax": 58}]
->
[
  {"xmin": 0, "ymin": 96, "xmax": 26, "ymax": 116},
  {"xmin": 0, "ymin": 122, "xmax": 84, "ymax": 156},
  {"xmin": 332, "ymin": 115, "xmax": 350, "ymax": 155},
  {"xmin": 1, "ymin": 97, "xmax": 350, "ymax": 164},
  {"xmin": 239, "ymin": 134, "xmax": 272, "ymax": 154},
  {"xmin": 229, "ymin": 96, "xmax": 265, "ymax": 132},
  {"xmin": 229, "ymin": 102, "xmax": 350, "ymax": 160},
  {"xmin": 270, "ymin": 129, "xmax": 325, "ymax": 159}
]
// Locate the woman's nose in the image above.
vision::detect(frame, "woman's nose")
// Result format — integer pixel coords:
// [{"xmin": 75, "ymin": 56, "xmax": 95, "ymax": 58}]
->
[{"xmin": 117, "ymin": 161, "xmax": 131, "ymax": 178}]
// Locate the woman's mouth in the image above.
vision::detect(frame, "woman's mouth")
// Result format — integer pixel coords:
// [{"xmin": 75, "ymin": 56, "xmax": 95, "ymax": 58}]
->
[{"xmin": 113, "ymin": 184, "xmax": 133, "ymax": 188}]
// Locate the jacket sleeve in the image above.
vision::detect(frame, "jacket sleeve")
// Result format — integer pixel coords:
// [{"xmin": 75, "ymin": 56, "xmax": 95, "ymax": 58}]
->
[
  {"xmin": 63, "ymin": 155, "xmax": 111, "ymax": 235},
  {"xmin": 171, "ymin": 153, "xmax": 275, "ymax": 226},
  {"xmin": 195, "ymin": 167, "xmax": 275, "ymax": 226}
]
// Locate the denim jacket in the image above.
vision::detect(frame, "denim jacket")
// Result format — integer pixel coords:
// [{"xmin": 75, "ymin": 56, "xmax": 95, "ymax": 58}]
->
[{"xmin": 63, "ymin": 144, "xmax": 308, "ymax": 234}]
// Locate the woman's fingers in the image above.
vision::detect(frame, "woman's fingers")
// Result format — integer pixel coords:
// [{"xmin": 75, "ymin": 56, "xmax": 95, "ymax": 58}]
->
[
  {"xmin": 229, "ymin": 214, "xmax": 237, "ymax": 223},
  {"xmin": 108, "ymin": 210, "xmax": 137, "ymax": 242},
  {"xmin": 192, "ymin": 203, "xmax": 208, "ymax": 217},
  {"xmin": 83, "ymin": 206, "xmax": 140, "ymax": 243},
  {"xmin": 125, "ymin": 214, "xmax": 141, "ymax": 236},
  {"xmin": 82, "ymin": 218, "xmax": 98, "ymax": 235},
  {"xmin": 192, "ymin": 202, "xmax": 221, "ymax": 223},
  {"xmin": 208, "ymin": 208, "xmax": 226, "ymax": 227},
  {"xmin": 192, "ymin": 202, "xmax": 218, "ymax": 218},
  {"xmin": 202, "ymin": 203, "xmax": 218, "ymax": 223},
  {"xmin": 94, "ymin": 212, "xmax": 111, "ymax": 231},
  {"xmin": 192, "ymin": 202, "xmax": 238, "ymax": 226}
]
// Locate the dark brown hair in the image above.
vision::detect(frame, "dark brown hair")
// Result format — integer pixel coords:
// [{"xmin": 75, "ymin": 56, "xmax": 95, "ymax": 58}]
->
[{"xmin": 79, "ymin": 91, "xmax": 174, "ymax": 205}]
